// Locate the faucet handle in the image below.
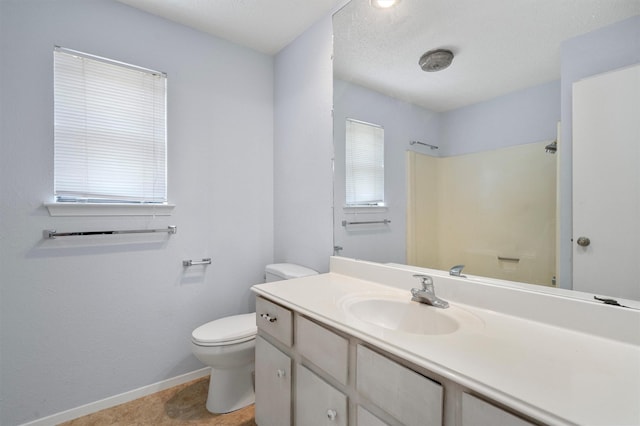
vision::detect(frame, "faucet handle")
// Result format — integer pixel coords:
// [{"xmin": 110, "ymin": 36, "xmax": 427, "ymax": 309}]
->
[
  {"xmin": 412, "ymin": 274, "xmax": 433, "ymax": 291},
  {"xmin": 449, "ymin": 264, "xmax": 466, "ymax": 277}
]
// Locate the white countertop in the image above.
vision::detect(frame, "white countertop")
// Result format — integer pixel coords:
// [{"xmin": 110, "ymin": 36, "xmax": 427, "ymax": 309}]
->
[{"xmin": 252, "ymin": 266, "xmax": 640, "ymax": 426}]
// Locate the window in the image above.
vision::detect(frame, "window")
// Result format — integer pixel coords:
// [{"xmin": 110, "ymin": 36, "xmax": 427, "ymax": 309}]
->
[
  {"xmin": 345, "ymin": 118, "xmax": 385, "ymax": 206},
  {"xmin": 53, "ymin": 47, "xmax": 167, "ymax": 204}
]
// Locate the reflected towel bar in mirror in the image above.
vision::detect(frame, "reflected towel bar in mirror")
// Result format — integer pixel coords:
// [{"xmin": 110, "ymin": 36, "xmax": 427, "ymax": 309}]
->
[
  {"xmin": 183, "ymin": 258, "xmax": 212, "ymax": 267},
  {"xmin": 44, "ymin": 225, "xmax": 177, "ymax": 239},
  {"xmin": 497, "ymin": 256, "xmax": 520, "ymax": 262},
  {"xmin": 342, "ymin": 219, "xmax": 391, "ymax": 226}
]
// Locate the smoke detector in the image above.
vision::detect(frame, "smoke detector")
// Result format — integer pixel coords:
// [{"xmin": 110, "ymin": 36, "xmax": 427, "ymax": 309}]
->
[{"xmin": 419, "ymin": 49, "xmax": 454, "ymax": 72}]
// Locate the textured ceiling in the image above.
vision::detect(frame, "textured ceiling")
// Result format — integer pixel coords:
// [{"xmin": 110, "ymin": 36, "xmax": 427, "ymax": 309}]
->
[
  {"xmin": 117, "ymin": 0, "xmax": 345, "ymax": 54},
  {"xmin": 334, "ymin": 0, "xmax": 640, "ymax": 111},
  {"xmin": 117, "ymin": 0, "xmax": 639, "ymax": 112}
]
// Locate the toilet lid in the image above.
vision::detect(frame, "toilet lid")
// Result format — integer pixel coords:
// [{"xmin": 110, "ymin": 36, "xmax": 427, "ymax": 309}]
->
[{"xmin": 192, "ymin": 312, "xmax": 257, "ymax": 346}]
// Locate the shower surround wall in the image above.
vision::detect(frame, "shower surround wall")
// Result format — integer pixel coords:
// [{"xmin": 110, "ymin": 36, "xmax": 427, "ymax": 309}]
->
[
  {"xmin": 0, "ymin": 1, "xmax": 275, "ymax": 424},
  {"xmin": 407, "ymin": 142, "xmax": 557, "ymax": 286}
]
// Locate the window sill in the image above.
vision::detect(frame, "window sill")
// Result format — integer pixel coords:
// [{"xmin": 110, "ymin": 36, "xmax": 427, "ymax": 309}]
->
[
  {"xmin": 343, "ymin": 205, "xmax": 388, "ymax": 213},
  {"xmin": 44, "ymin": 202, "xmax": 175, "ymax": 217}
]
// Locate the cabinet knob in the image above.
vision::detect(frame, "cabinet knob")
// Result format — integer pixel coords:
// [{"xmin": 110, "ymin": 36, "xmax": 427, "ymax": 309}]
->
[
  {"xmin": 327, "ymin": 409, "xmax": 337, "ymax": 421},
  {"xmin": 276, "ymin": 369, "xmax": 286, "ymax": 378},
  {"xmin": 259, "ymin": 313, "xmax": 277, "ymax": 323}
]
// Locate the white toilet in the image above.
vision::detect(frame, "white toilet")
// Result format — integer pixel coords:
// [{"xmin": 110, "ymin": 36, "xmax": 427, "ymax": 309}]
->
[{"xmin": 191, "ymin": 263, "xmax": 318, "ymax": 413}]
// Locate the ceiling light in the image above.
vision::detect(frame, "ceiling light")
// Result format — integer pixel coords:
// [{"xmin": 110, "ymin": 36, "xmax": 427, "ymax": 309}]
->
[{"xmin": 370, "ymin": 0, "xmax": 400, "ymax": 9}]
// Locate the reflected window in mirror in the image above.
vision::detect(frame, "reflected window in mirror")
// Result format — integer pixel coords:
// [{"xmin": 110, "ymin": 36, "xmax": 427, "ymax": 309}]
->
[{"xmin": 345, "ymin": 118, "xmax": 385, "ymax": 207}]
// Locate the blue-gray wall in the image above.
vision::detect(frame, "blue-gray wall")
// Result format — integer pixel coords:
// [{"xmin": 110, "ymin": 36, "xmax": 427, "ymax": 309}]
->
[
  {"xmin": 274, "ymin": 15, "xmax": 335, "ymax": 273},
  {"xmin": 440, "ymin": 80, "xmax": 560, "ymax": 157},
  {"xmin": 333, "ymin": 79, "xmax": 441, "ymax": 263},
  {"xmin": 0, "ymin": 1, "xmax": 274, "ymax": 424}
]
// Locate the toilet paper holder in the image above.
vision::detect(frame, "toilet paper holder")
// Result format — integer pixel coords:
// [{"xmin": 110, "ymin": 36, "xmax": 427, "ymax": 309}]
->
[{"xmin": 183, "ymin": 258, "xmax": 212, "ymax": 267}]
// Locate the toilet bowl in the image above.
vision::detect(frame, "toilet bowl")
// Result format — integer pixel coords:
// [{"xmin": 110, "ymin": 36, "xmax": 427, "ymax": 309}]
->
[
  {"xmin": 191, "ymin": 313, "xmax": 257, "ymax": 413},
  {"xmin": 191, "ymin": 263, "xmax": 318, "ymax": 413}
]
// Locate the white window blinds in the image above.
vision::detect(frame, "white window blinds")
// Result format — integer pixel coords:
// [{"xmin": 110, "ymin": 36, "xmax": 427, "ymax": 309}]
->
[
  {"xmin": 345, "ymin": 119, "xmax": 385, "ymax": 206},
  {"xmin": 54, "ymin": 47, "xmax": 167, "ymax": 203}
]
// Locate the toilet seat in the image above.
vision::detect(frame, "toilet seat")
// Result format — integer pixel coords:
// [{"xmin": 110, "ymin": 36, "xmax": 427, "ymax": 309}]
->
[{"xmin": 192, "ymin": 312, "xmax": 257, "ymax": 346}]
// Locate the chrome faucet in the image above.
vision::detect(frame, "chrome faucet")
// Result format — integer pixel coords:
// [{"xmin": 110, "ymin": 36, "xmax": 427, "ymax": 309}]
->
[
  {"xmin": 411, "ymin": 274, "xmax": 449, "ymax": 309},
  {"xmin": 449, "ymin": 264, "xmax": 466, "ymax": 278}
]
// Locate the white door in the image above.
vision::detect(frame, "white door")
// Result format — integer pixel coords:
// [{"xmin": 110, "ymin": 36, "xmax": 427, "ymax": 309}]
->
[{"xmin": 572, "ymin": 64, "xmax": 640, "ymax": 300}]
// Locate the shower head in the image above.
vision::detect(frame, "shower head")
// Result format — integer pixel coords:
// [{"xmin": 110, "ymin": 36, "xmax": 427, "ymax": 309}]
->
[{"xmin": 545, "ymin": 140, "xmax": 557, "ymax": 154}]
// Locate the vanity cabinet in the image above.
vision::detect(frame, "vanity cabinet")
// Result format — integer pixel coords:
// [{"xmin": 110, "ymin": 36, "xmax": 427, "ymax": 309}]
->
[
  {"xmin": 255, "ymin": 295, "xmax": 536, "ymax": 426},
  {"xmin": 461, "ymin": 393, "xmax": 534, "ymax": 426}
]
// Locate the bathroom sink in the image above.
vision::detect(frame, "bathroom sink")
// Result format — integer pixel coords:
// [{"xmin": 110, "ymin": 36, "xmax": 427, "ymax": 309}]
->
[{"xmin": 341, "ymin": 294, "xmax": 481, "ymax": 335}]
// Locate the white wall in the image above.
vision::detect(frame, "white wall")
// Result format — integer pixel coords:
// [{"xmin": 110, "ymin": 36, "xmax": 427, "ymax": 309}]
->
[
  {"xmin": 273, "ymin": 15, "xmax": 335, "ymax": 273},
  {"xmin": 0, "ymin": 1, "xmax": 274, "ymax": 424}
]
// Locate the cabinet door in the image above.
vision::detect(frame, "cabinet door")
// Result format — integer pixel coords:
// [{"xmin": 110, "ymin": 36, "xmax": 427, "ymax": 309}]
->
[
  {"xmin": 255, "ymin": 336, "xmax": 291, "ymax": 426},
  {"xmin": 357, "ymin": 406, "xmax": 390, "ymax": 426},
  {"xmin": 295, "ymin": 365, "xmax": 348, "ymax": 426},
  {"xmin": 462, "ymin": 393, "xmax": 534, "ymax": 426},
  {"xmin": 296, "ymin": 315, "xmax": 349, "ymax": 385},
  {"xmin": 357, "ymin": 345, "xmax": 442, "ymax": 426}
]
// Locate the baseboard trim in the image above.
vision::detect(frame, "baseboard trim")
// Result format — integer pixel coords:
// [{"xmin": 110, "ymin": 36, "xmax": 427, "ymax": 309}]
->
[{"xmin": 20, "ymin": 367, "xmax": 210, "ymax": 426}]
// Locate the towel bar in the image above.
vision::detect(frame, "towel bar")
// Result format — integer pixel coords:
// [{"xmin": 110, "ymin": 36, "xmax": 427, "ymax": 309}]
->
[{"xmin": 44, "ymin": 226, "xmax": 177, "ymax": 239}]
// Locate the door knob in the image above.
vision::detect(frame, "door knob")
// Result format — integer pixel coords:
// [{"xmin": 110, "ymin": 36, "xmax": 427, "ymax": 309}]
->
[{"xmin": 577, "ymin": 236, "xmax": 591, "ymax": 247}]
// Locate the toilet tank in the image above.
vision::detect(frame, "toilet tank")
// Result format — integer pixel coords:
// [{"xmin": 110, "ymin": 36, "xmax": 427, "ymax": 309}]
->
[{"xmin": 265, "ymin": 263, "xmax": 318, "ymax": 282}]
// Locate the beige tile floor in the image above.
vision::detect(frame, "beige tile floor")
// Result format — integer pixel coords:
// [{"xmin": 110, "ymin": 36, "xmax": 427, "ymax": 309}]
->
[{"xmin": 59, "ymin": 377, "xmax": 256, "ymax": 426}]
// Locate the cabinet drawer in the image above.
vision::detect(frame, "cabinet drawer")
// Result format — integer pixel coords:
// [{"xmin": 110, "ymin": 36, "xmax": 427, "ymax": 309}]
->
[
  {"xmin": 255, "ymin": 336, "xmax": 291, "ymax": 426},
  {"xmin": 462, "ymin": 393, "xmax": 534, "ymax": 426},
  {"xmin": 356, "ymin": 345, "xmax": 443, "ymax": 426},
  {"xmin": 256, "ymin": 296, "xmax": 293, "ymax": 347},
  {"xmin": 296, "ymin": 315, "xmax": 349, "ymax": 385},
  {"xmin": 296, "ymin": 365, "xmax": 348, "ymax": 426}
]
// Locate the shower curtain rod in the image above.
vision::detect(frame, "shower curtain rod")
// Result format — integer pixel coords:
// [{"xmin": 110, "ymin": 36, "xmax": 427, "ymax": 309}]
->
[{"xmin": 410, "ymin": 140, "xmax": 439, "ymax": 150}]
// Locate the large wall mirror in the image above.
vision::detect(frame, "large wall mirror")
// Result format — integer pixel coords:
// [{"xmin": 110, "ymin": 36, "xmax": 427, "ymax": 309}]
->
[{"xmin": 332, "ymin": 0, "xmax": 640, "ymax": 303}]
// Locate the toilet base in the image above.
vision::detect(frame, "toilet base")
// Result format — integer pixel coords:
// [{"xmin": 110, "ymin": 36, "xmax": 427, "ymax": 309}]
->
[{"xmin": 206, "ymin": 364, "xmax": 255, "ymax": 413}]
